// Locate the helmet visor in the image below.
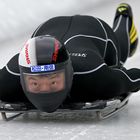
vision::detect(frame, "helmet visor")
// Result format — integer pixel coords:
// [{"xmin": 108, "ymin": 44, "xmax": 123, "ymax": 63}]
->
[{"xmin": 23, "ymin": 70, "xmax": 65, "ymax": 94}]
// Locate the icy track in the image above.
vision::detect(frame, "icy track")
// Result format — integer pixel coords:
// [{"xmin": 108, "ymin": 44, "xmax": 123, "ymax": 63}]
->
[{"xmin": 0, "ymin": 0, "xmax": 140, "ymax": 140}]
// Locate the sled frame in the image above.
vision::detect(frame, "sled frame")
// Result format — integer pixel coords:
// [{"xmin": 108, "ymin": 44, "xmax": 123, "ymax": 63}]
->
[{"xmin": 0, "ymin": 94, "xmax": 131, "ymax": 121}]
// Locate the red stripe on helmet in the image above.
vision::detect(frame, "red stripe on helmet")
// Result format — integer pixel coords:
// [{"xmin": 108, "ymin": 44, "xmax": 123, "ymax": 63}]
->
[
  {"xmin": 25, "ymin": 43, "xmax": 31, "ymax": 64},
  {"xmin": 52, "ymin": 40, "xmax": 59, "ymax": 62}
]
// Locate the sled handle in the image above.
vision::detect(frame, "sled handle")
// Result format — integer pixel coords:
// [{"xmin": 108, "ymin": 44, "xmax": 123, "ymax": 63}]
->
[
  {"xmin": 1, "ymin": 112, "xmax": 23, "ymax": 121},
  {"xmin": 96, "ymin": 100, "xmax": 128, "ymax": 120}
]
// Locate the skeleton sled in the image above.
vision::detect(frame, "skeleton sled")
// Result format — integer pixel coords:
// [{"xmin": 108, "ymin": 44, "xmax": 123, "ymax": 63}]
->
[{"xmin": 0, "ymin": 93, "xmax": 131, "ymax": 121}]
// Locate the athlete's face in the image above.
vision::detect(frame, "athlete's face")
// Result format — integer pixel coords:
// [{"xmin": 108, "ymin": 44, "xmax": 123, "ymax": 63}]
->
[{"xmin": 24, "ymin": 71, "xmax": 65, "ymax": 94}]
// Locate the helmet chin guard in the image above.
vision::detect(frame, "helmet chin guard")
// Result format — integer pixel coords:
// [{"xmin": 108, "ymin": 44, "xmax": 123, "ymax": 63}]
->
[{"xmin": 19, "ymin": 35, "xmax": 73, "ymax": 112}]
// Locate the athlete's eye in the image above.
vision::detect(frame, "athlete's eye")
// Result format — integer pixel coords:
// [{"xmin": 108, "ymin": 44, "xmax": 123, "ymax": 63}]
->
[
  {"xmin": 32, "ymin": 82, "xmax": 38, "ymax": 86},
  {"xmin": 28, "ymin": 80, "xmax": 41, "ymax": 92},
  {"xmin": 51, "ymin": 81, "xmax": 57, "ymax": 85}
]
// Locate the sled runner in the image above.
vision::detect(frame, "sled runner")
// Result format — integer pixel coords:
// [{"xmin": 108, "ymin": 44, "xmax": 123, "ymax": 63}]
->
[{"xmin": 0, "ymin": 93, "xmax": 131, "ymax": 121}]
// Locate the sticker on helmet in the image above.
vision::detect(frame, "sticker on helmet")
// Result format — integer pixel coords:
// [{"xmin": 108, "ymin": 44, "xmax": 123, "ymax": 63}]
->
[{"xmin": 31, "ymin": 64, "xmax": 55, "ymax": 72}]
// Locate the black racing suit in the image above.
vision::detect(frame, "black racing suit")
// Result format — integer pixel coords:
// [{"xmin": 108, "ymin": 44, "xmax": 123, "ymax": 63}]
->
[{"xmin": 0, "ymin": 15, "xmax": 140, "ymax": 103}]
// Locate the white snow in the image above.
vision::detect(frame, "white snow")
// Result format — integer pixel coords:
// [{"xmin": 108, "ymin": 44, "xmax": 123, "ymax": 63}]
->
[{"xmin": 0, "ymin": 0, "xmax": 140, "ymax": 140}]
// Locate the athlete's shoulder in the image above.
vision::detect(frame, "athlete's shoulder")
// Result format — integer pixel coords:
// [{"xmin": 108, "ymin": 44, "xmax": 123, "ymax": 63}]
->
[
  {"xmin": 6, "ymin": 53, "xmax": 20, "ymax": 75},
  {"xmin": 69, "ymin": 45, "xmax": 105, "ymax": 74}
]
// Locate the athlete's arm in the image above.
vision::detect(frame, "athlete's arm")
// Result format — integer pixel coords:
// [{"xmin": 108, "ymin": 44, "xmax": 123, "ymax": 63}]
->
[
  {"xmin": 88, "ymin": 61, "xmax": 140, "ymax": 99},
  {"xmin": 0, "ymin": 54, "xmax": 28, "ymax": 102},
  {"xmin": 71, "ymin": 49, "xmax": 140, "ymax": 101}
]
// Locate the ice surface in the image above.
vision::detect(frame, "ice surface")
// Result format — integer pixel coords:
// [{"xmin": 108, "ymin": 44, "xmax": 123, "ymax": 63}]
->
[{"xmin": 0, "ymin": 0, "xmax": 140, "ymax": 140}]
